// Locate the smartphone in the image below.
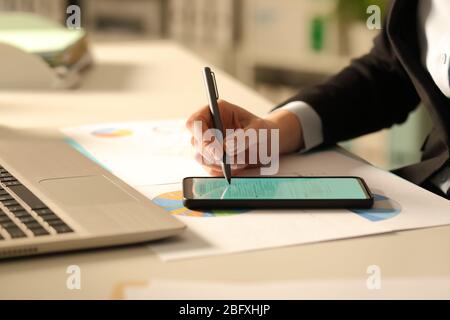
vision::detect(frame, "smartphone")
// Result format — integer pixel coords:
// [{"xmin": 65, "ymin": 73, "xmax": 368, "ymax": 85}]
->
[{"xmin": 183, "ymin": 176, "xmax": 374, "ymax": 209}]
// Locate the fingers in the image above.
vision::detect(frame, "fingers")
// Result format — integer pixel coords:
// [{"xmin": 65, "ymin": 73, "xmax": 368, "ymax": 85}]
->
[
  {"xmin": 186, "ymin": 105, "xmax": 220, "ymax": 159},
  {"xmin": 194, "ymin": 148, "xmax": 251, "ymax": 176},
  {"xmin": 188, "ymin": 107, "xmax": 228, "ymax": 168},
  {"xmin": 186, "ymin": 105, "xmax": 212, "ymax": 136},
  {"xmin": 193, "ymin": 148, "xmax": 220, "ymax": 168},
  {"xmin": 187, "ymin": 100, "xmax": 266, "ymax": 175},
  {"xmin": 202, "ymin": 163, "xmax": 249, "ymax": 177},
  {"xmin": 202, "ymin": 165, "xmax": 223, "ymax": 177}
]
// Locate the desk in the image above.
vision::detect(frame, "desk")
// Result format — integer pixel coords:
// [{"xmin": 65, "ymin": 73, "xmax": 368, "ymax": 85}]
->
[{"xmin": 0, "ymin": 41, "xmax": 449, "ymax": 299}]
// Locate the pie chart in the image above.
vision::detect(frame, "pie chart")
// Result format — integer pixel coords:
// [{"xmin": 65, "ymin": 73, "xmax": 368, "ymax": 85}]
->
[
  {"xmin": 91, "ymin": 128, "xmax": 133, "ymax": 138},
  {"xmin": 350, "ymin": 194, "xmax": 401, "ymax": 222},
  {"xmin": 153, "ymin": 191, "xmax": 400, "ymax": 221},
  {"xmin": 152, "ymin": 191, "xmax": 247, "ymax": 217}
]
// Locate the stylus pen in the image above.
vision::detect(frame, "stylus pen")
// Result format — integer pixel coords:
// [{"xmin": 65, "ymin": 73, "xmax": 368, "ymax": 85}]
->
[{"xmin": 202, "ymin": 66, "xmax": 232, "ymax": 184}]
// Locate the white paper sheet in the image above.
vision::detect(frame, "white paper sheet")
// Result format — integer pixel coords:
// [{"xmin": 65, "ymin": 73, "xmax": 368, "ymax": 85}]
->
[
  {"xmin": 62, "ymin": 120, "xmax": 206, "ymax": 186},
  {"xmin": 62, "ymin": 120, "xmax": 450, "ymax": 262}
]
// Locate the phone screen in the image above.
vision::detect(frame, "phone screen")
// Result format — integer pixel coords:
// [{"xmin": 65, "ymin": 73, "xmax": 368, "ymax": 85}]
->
[{"xmin": 185, "ymin": 177, "xmax": 370, "ymax": 200}]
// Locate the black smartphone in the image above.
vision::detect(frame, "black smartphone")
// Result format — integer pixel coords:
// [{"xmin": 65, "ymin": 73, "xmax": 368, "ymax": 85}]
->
[{"xmin": 183, "ymin": 176, "xmax": 374, "ymax": 209}]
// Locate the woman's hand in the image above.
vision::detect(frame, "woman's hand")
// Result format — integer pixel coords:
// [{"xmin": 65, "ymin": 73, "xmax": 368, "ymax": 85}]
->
[{"xmin": 186, "ymin": 100, "xmax": 304, "ymax": 176}]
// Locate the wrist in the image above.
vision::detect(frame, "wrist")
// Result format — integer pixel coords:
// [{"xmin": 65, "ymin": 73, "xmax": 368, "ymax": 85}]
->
[{"xmin": 264, "ymin": 109, "xmax": 304, "ymax": 154}]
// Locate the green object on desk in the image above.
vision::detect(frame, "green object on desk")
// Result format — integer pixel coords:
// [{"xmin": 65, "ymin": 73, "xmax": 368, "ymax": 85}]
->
[{"xmin": 310, "ymin": 16, "xmax": 325, "ymax": 52}]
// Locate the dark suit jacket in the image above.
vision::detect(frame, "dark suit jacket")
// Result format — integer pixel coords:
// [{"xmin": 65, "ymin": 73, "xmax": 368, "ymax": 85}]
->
[{"xmin": 276, "ymin": 0, "xmax": 450, "ymax": 190}]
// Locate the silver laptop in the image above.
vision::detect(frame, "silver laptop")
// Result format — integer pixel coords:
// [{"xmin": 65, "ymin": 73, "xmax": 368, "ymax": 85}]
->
[{"xmin": 0, "ymin": 128, "xmax": 185, "ymax": 259}]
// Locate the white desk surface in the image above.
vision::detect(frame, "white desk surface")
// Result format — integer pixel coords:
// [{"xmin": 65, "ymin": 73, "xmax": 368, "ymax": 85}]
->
[{"xmin": 0, "ymin": 41, "xmax": 449, "ymax": 299}]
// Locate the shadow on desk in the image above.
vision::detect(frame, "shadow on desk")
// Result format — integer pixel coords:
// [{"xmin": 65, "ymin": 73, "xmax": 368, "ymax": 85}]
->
[
  {"xmin": 0, "ymin": 62, "xmax": 141, "ymax": 92},
  {"xmin": 78, "ymin": 63, "xmax": 142, "ymax": 91}
]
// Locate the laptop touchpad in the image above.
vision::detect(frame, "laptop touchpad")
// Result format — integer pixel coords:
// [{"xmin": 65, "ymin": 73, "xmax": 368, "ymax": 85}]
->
[{"xmin": 39, "ymin": 175, "xmax": 137, "ymax": 207}]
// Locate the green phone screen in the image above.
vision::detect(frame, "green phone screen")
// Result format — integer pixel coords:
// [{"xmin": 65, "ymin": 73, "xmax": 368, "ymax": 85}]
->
[{"xmin": 189, "ymin": 177, "xmax": 368, "ymax": 200}]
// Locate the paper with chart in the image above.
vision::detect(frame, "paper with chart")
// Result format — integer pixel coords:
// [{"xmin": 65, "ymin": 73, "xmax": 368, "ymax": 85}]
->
[
  {"xmin": 62, "ymin": 120, "xmax": 206, "ymax": 186},
  {"xmin": 62, "ymin": 120, "xmax": 450, "ymax": 261}
]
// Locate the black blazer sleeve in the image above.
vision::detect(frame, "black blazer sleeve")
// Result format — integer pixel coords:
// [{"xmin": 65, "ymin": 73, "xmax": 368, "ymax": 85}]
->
[{"xmin": 275, "ymin": 21, "xmax": 421, "ymax": 146}]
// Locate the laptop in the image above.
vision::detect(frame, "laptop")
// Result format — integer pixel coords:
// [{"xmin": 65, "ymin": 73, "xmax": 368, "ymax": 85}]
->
[{"xmin": 0, "ymin": 128, "xmax": 185, "ymax": 259}]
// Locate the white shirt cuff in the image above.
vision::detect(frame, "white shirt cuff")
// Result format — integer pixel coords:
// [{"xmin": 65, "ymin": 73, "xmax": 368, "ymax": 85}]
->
[
  {"xmin": 278, "ymin": 101, "xmax": 324, "ymax": 152},
  {"xmin": 430, "ymin": 165, "xmax": 450, "ymax": 195}
]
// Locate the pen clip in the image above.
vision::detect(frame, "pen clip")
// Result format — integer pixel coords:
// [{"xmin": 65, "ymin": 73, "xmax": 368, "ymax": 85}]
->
[{"xmin": 211, "ymin": 71, "xmax": 219, "ymax": 100}]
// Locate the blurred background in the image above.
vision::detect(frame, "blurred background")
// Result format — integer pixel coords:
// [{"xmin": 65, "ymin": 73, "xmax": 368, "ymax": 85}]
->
[{"xmin": 0, "ymin": 0, "xmax": 432, "ymax": 171}]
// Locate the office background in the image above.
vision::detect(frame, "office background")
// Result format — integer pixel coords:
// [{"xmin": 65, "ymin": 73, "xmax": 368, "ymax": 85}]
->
[{"xmin": 0, "ymin": 0, "xmax": 432, "ymax": 171}]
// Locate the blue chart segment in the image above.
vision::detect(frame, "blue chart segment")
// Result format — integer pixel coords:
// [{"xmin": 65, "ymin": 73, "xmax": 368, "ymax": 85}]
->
[{"xmin": 351, "ymin": 194, "xmax": 401, "ymax": 222}]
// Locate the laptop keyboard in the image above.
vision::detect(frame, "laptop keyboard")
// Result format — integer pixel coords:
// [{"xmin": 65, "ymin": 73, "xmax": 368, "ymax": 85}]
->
[{"xmin": 0, "ymin": 166, "xmax": 73, "ymax": 240}]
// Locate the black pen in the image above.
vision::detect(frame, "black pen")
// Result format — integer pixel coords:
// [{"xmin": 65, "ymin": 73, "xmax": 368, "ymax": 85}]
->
[{"xmin": 202, "ymin": 66, "xmax": 232, "ymax": 184}]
